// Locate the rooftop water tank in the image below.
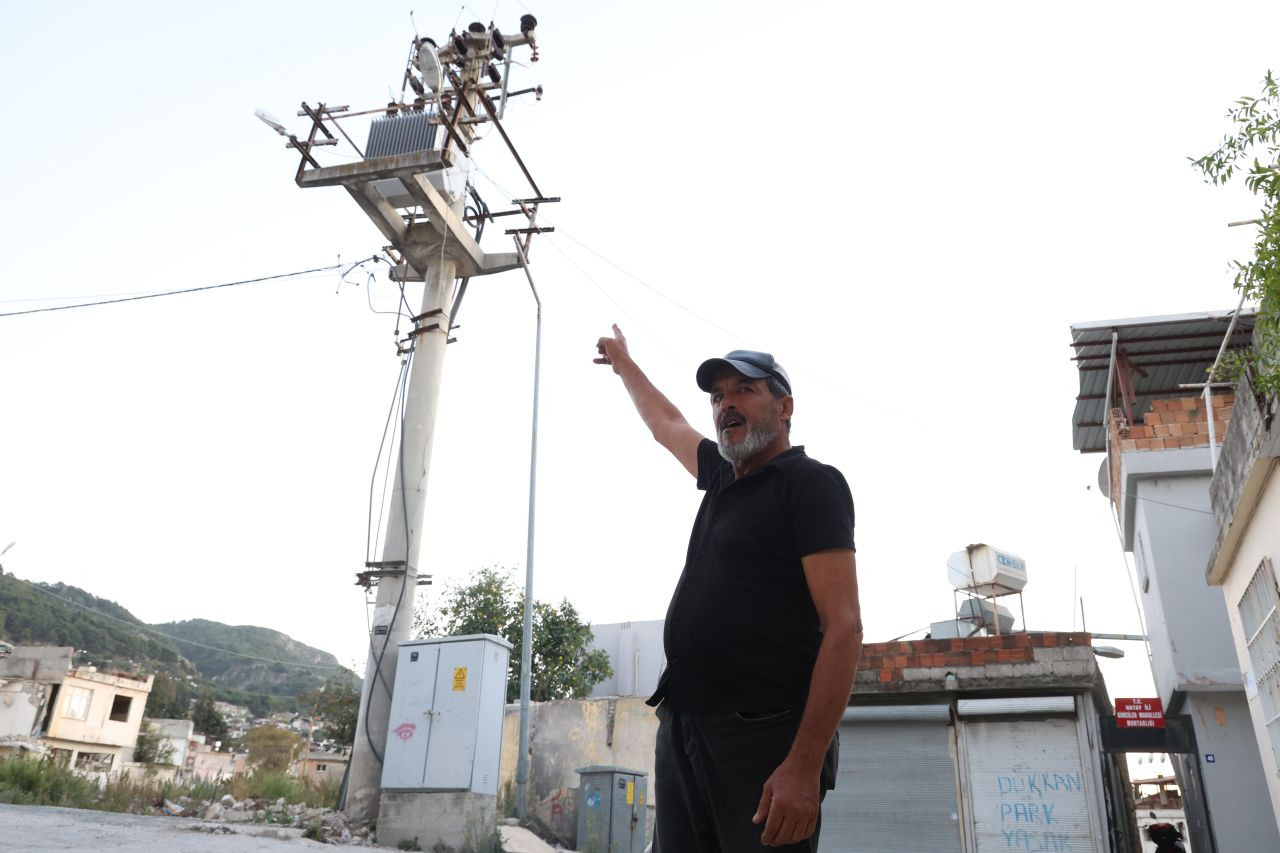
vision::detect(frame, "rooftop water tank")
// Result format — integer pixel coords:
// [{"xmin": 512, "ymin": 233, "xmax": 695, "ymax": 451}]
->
[{"xmin": 947, "ymin": 544, "xmax": 1027, "ymax": 597}]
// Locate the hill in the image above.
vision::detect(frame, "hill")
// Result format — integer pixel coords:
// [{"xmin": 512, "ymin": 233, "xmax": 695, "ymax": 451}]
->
[
  {"xmin": 0, "ymin": 574, "xmax": 353, "ymax": 714},
  {"xmin": 152, "ymin": 619, "xmax": 348, "ymax": 698},
  {"xmin": 0, "ymin": 575, "xmax": 188, "ymax": 670}
]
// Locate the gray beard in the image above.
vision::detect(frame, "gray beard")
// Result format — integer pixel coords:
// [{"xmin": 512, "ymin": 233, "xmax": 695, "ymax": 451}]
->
[{"xmin": 717, "ymin": 419, "xmax": 781, "ymax": 465}]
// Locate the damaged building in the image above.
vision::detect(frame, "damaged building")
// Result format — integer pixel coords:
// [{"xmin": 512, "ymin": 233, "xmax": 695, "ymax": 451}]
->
[{"xmin": 0, "ymin": 644, "xmax": 153, "ymax": 779}]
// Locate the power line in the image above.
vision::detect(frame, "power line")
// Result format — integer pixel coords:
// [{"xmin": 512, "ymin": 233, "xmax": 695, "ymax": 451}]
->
[
  {"xmin": 552, "ymin": 232, "xmax": 876, "ymax": 404},
  {"xmin": 11, "ymin": 574, "xmax": 345, "ymax": 672},
  {"xmin": 1119, "ymin": 491, "xmax": 1214, "ymax": 516},
  {"xmin": 474, "ymin": 164, "xmax": 876, "ymax": 405},
  {"xmin": 0, "ymin": 263, "xmax": 348, "ymax": 319},
  {"xmin": 543, "ymin": 236, "xmax": 692, "ymax": 371},
  {"xmin": 554, "ymin": 230, "xmax": 753, "ymax": 348}
]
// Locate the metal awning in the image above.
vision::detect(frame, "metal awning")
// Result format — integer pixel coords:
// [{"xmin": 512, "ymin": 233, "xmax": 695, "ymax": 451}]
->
[{"xmin": 1069, "ymin": 309, "xmax": 1256, "ymax": 453}]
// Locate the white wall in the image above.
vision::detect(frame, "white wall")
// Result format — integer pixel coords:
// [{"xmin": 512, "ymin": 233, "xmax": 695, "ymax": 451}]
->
[
  {"xmin": 1132, "ymin": 473, "xmax": 1240, "ymax": 699},
  {"xmin": 587, "ymin": 620, "xmax": 666, "ymax": 699},
  {"xmin": 1217, "ymin": 465, "xmax": 1280, "ymax": 832},
  {"xmin": 0, "ymin": 681, "xmax": 46, "ymax": 739},
  {"xmin": 1187, "ymin": 691, "xmax": 1280, "ymax": 849},
  {"xmin": 143, "ymin": 717, "xmax": 194, "ymax": 767},
  {"xmin": 1121, "ymin": 447, "xmax": 1280, "ymax": 850}
]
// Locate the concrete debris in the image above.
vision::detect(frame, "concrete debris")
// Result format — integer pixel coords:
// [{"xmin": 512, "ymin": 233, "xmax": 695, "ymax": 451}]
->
[
  {"xmin": 168, "ymin": 797, "xmax": 373, "ymax": 845},
  {"xmin": 187, "ymin": 824, "xmax": 234, "ymax": 834}
]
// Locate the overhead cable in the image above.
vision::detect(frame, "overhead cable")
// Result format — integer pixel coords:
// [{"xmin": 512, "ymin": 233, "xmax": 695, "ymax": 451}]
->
[
  {"xmin": 471, "ymin": 162, "xmax": 875, "ymax": 403},
  {"xmin": 0, "ymin": 263, "xmax": 351, "ymax": 318}
]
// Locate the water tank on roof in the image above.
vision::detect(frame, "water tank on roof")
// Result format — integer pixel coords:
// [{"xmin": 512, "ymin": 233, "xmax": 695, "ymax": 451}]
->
[{"xmin": 947, "ymin": 544, "xmax": 1027, "ymax": 597}]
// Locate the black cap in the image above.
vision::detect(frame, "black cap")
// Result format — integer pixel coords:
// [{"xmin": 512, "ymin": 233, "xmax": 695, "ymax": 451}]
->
[{"xmin": 696, "ymin": 350, "xmax": 792, "ymax": 395}]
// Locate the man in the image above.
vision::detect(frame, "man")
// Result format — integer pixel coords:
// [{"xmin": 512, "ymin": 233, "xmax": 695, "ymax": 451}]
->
[{"xmin": 594, "ymin": 325, "xmax": 863, "ymax": 851}]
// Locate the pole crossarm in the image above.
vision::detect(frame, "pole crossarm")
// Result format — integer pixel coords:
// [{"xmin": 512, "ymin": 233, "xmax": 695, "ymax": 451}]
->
[
  {"xmin": 299, "ymin": 152, "xmax": 521, "ymax": 278},
  {"xmin": 296, "ymin": 149, "xmax": 452, "ymax": 188}
]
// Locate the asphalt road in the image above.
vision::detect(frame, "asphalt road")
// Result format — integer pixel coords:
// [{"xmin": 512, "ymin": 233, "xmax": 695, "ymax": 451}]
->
[{"xmin": 0, "ymin": 804, "xmax": 338, "ymax": 851}]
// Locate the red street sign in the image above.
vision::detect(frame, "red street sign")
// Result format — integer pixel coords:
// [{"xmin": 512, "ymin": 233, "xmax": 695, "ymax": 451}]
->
[{"xmin": 1115, "ymin": 697, "xmax": 1165, "ymax": 729}]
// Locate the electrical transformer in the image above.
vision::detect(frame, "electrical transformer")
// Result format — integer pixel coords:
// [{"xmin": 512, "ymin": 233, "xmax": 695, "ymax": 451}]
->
[{"xmin": 381, "ymin": 634, "xmax": 512, "ymax": 793}]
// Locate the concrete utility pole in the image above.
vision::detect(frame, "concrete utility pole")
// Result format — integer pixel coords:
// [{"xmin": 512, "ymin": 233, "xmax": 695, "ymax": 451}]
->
[
  {"xmin": 279, "ymin": 14, "xmax": 555, "ymax": 823},
  {"xmin": 343, "ymin": 257, "xmax": 456, "ymax": 818}
]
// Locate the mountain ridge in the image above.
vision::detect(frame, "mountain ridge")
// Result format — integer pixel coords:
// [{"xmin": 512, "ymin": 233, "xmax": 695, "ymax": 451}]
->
[{"xmin": 0, "ymin": 574, "xmax": 353, "ymax": 713}]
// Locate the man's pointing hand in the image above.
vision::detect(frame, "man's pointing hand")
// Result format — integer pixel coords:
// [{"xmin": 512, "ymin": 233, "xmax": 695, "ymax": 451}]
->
[{"xmin": 594, "ymin": 324, "xmax": 630, "ymax": 373}]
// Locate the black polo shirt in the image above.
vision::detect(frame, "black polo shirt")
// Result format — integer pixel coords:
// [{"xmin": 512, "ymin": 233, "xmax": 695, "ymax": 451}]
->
[{"xmin": 649, "ymin": 439, "xmax": 855, "ymax": 712}]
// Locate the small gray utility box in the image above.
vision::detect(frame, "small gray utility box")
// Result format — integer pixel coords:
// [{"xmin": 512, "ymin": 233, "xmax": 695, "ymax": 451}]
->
[{"xmin": 577, "ymin": 765, "xmax": 648, "ymax": 853}]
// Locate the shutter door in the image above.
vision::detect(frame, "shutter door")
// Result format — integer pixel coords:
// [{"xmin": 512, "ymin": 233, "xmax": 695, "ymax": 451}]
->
[
  {"xmin": 821, "ymin": 705, "xmax": 962, "ymax": 852},
  {"xmin": 960, "ymin": 715, "xmax": 1101, "ymax": 852}
]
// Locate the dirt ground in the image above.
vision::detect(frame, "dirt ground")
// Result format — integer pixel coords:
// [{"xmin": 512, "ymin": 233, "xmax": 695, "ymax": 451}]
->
[{"xmin": 0, "ymin": 803, "xmax": 337, "ymax": 851}]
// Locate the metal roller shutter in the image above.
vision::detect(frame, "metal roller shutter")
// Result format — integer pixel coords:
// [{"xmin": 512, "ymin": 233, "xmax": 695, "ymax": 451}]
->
[
  {"xmin": 959, "ymin": 717, "xmax": 1103, "ymax": 852},
  {"xmin": 821, "ymin": 705, "xmax": 963, "ymax": 851}
]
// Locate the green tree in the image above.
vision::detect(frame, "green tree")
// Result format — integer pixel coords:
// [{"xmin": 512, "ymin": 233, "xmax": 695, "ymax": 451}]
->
[
  {"xmin": 413, "ymin": 566, "xmax": 613, "ymax": 702},
  {"xmin": 526, "ymin": 599, "xmax": 614, "ymax": 702},
  {"xmin": 133, "ymin": 722, "xmax": 176, "ymax": 765},
  {"xmin": 243, "ymin": 725, "xmax": 305, "ymax": 773},
  {"xmin": 145, "ymin": 672, "xmax": 193, "ymax": 720},
  {"xmin": 1193, "ymin": 71, "xmax": 1280, "ymax": 394},
  {"xmin": 300, "ymin": 676, "xmax": 360, "ymax": 746},
  {"xmin": 191, "ymin": 695, "xmax": 229, "ymax": 746}
]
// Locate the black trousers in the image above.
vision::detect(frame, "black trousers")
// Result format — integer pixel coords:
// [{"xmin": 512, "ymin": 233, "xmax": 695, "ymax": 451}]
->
[{"xmin": 653, "ymin": 703, "xmax": 838, "ymax": 853}]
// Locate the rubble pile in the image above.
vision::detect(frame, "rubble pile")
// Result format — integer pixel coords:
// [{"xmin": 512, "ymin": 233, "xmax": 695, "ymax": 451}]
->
[{"xmin": 161, "ymin": 794, "xmax": 373, "ymax": 845}]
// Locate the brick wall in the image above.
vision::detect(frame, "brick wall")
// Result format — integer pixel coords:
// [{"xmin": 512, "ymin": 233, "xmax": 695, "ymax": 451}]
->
[
  {"xmin": 852, "ymin": 632, "xmax": 1100, "ymax": 693},
  {"xmin": 858, "ymin": 632, "xmax": 1092, "ymax": 682},
  {"xmin": 1113, "ymin": 394, "xmax": 1234, "ymax": 452}
]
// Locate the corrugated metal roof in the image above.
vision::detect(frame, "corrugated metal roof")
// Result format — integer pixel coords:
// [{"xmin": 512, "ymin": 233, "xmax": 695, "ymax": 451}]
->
[{"xmin": 1069, "ymin": 308, "xmax": 1256, "ymax": 453}]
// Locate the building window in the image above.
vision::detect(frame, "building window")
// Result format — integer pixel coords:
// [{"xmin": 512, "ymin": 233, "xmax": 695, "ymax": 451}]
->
[
  {"xmin": 1238, "ymin": 556, "xmax": 1280, "ymax": 772},
  {"xmin": 315, "ymin": 763, "xmax": 327, "ymax": 773},
  {"xmin": 109, "ymin": 694, "xmax": 132, "ymax": 723},
  {"xmin": 63, "ymin": 686, "xmax": 93, "ymax": 721},
  {"xmin": 75, "ymin": 752, "xmax": 114, "ymax": 772}
]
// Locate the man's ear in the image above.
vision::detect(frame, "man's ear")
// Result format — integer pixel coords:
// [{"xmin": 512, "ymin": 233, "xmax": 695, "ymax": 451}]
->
[{"xmin": 779, "ymin": 395, "xmax": 795, "ymax": 420}]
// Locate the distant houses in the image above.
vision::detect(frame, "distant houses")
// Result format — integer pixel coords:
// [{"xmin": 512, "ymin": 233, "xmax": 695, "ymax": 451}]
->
[{"xmin": 0, "ymin": 644, "xmax": 347, "ymax": 784}]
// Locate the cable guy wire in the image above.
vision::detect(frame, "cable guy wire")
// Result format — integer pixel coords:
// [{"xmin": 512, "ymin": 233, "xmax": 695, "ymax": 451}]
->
[{"xmin": 0, "ymin": 263, "xmax": 351, "ymax": 318}]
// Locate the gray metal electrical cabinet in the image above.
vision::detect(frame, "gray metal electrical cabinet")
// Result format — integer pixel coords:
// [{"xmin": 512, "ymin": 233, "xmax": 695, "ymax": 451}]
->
[
  {"xmin": 381, "ymin": 634, "xmax": 511, "ymax": 793},
  {"xmin": 576, "ymin": 765, "xmax": 648, "ymax": 853}
]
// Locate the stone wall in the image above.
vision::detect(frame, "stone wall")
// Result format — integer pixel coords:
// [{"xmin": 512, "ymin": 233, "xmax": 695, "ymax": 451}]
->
[
  {"xmin": 500, "ymin": 696, "xmax": 657, "ymax": 845},
  {"xmin": 1207, "ymin": 370, "xmax": 1280, "ymax": 580}
]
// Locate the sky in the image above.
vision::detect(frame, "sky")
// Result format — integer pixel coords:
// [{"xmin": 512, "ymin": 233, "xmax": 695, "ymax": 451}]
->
[{"xmin": 1, "ymin": 0, "xmax": 1276, "ymax": 721}]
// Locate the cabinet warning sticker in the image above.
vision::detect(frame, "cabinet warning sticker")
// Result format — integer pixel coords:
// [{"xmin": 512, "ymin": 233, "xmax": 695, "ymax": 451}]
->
[{"xmin": 453, "ymin": 667, "xmax": 467, "ymax": 691}]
